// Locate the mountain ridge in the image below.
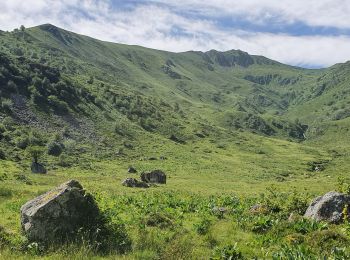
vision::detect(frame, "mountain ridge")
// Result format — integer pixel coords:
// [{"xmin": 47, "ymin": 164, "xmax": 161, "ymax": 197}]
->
[{"xmin": 31, "ymin": 23, "xmax": 335, "ymax": 70}]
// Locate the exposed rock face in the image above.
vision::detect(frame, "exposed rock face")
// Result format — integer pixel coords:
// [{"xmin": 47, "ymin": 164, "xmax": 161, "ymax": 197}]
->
[
  {"xmin": 31, "ymin": 162, "xmax": 47, "ymax": 174},
  {"xmin": 20, "ymin": 180, "xmax": 100, "ymax": 243},
  {"xmin": 141, "ymin": 170, "xmax": 166, "ymax": 184},
  {"xmin": 122, "ymin": 178, "xmax": 149, "ymax": 188},
  {"xmin": 304, "ymin": 191, "xmax": 350, "ymax": 224}
]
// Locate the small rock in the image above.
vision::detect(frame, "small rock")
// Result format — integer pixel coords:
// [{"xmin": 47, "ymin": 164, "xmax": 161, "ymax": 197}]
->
[
  {"xmin": 212, "ymin": 206, "xmax": 227, "ymax": 218},
  {"xmin": 122, "ymin": 178, "xmax": 149, "ymax": 188},
  {"xmin": 20, "ymin": 180, "xmax": 100, "ymax": 243},
  {"xmin": 304, "ymin": 191, "xmax": 350, "ymax": 224},
  {"xmin": 127, "ymin": 167, "xmax": 137, "ymax": 173},
  {"xmin": 141, "ymin": 170, "xmax": 166, "ymax": 184},
  {"xmin": 31, "ymin": 162, "xmax": 47, "ymax": 174},
  {"xmin": 249, "ymin": 204, "xmax": 268, "ymax": 215}
]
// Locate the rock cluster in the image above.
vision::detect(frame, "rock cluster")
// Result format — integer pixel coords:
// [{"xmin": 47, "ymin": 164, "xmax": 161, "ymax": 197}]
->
[{"xmin": 122, "ymin": 178, "xmax": 149, "ymax": 188}]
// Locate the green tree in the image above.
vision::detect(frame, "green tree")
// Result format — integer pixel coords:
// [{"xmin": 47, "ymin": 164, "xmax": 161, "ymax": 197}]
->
[{"xmin": 27, "ymin": 146, "xmax": 44, "ymax": 163}]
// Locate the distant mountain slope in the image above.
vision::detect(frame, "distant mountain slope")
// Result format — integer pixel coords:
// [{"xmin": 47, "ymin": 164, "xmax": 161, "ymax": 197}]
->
[{"xmin": 1, "ymin": 24, "xmax": 350, "ymax": 152}]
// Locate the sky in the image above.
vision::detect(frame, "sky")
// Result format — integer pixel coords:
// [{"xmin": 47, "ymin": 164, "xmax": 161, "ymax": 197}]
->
[{"xmin": 1, "ymin": 0, "xmax": 350, "ymax": 68}]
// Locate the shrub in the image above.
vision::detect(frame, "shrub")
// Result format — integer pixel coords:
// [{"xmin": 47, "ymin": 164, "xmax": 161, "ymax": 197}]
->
[
  {"xmin": 28, "ymin": 130, "xmax": 46, "ymax": 146},
  {"xmin": 14, "ymin": 173, "xmax": 32, "ymax": 185},
  {"xmin": 161, "ymin": 233, "xmax": 195, "ymax": 260},
  {"xmin": 194, "ymin": 217, "xmax": 212, "ymax": 235},
  {"xmin": 114, "ymin": 122, "xmax": 129, "ymax": 136},
  {"xmin": 292, "ymin": 218, "xmax": 327, "ymax": 235},
  {"xmin": 0, "ymin": 149, "xmax": 5, "ymax": 160},
  {"xmin": 272, "ymin": 244, "xmax": 315, "ymax": 259},
  {"xmin": 0, "ymin": 187, "xmax": 12, "ymax": 197},
  {"xmin": 285, "ymin": 233, "xmax": 305, "ymax": 245},
  {"xmin": 337, "ymin": 176, "xmax": 350, "ymax": 194},
  {"xmin": 0, "ymin": 225, "xmax": 11, "ymax": 248},
  {"xmin": 2, "ymin": 117, "xmax": 15, "ymax": 131},
  {"xmin": 47, "ymin": 141, "xmax": 64, "ymax": 156},
  {"xmin": 87, "ymin": 76, "xmax": 94, "ymax": 84},
  {"xmin": 306, "ymin": 230, "xmax": 348, "ymax": 253},
  {"xmin": 76, "ymin": 218, "xmax": 131, "ymax": 254},
  {"xmin": 259, "ymin": 186, "xmax": 309, "ymax": 215},
  {"xmin": 15, "ymin": 136, "xmax": 30, "ymax": 149},
  {"xmin": 47, "ymin": 95, "xmax": 69, "ymax": 114},
  {"xmin": 211, "ymin": 243, "xmax": 244, "ymax": 260},
  {"xmin": 0, "ymin": 124, "xmax": 5, "ymax": 134},
  {"xmin": 144, "ymin": 212, "xmax": 174, "ymax": 229},
  {"xmin": 0, "ymin": 98, "xmax": 13, "ymax": 113},
  {"xmin": 251, "ymin": 216, "xmax": 273, "ymax": 233},
  {"xmin": 27, "ymin": 146, "xmax": 44, "ymax": 163},
  {"xmin": 30, "ymin": 89, "xmax": 46, "ymax": 106},
  {"xmin": 57, "ymin": 154, "xmax": 71, "ymax": 167},
  {"xmin": 75, "ymin": 210, "xmax": 131, "ymax": 254}
]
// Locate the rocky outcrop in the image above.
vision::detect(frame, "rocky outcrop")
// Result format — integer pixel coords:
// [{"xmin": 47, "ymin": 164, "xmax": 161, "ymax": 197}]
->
[
  {"xmin": 122, "ymin": 178, "xmax": 149, "ymax": 188},
  {"xmin": 141, "ymin": 170, "xmax": 166, "ymax": 184},
  {"xmin": 20, "ymin": 180, "xmax": 100, "ymax": 243},
  {"xmin": 304, "ymin": 191, "xmax": 350, "ymax": 224},
  {"xmin": 31, "ymin": 162, "xmax": 47, "ymax": 174}
]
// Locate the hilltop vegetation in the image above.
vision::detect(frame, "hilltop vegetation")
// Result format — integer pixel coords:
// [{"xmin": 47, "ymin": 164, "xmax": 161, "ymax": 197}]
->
[{"xmin": 1, "ymin": 24, "xmax": 350, "ymax": 258}]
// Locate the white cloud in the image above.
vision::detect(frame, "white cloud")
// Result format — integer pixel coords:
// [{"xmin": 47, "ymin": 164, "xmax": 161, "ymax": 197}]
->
[
  {"xmin": 153, "ymin": 0, "xmax": 350, "ymax": 29},
  {"xmin": 0, "ymin": 0, "xmax": 350, "ymax": 67}
]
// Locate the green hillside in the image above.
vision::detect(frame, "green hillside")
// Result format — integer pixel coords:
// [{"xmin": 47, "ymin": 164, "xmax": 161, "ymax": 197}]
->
[{"xmin": 1, "ymin": 24, "xmax": 350, "ymax": 259}]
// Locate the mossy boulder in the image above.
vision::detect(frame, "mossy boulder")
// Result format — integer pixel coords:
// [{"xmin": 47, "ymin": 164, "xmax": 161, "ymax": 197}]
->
[
  {"xmin": 30, "ymin": 162, "xmax": 47, "ymax": 174},
  {"xmin": 141, "ymin": 170, "xmax": 167, "ymax": 184},
  {"xmin": 20, "ymin": 180, "xmax": 100, "ymax": 243},
  {"xmin": 304, "ymin": 191, "xmax": 350, "ymax": 224}
]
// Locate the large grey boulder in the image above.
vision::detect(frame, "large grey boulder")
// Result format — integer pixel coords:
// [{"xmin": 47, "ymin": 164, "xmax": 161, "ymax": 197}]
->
[
  {"xmin": 31, "ymin": 162, "xmax": 47, "ymax": 174},
  {"xmin": 304, "ymin": 191, "xmax": 350, "ymax": 223},
  {"xmin": 20, "ymin": 180, "xmax": 100, "ymax": 243},
  {"xmin": 141, "ymin": 170, "xmax": 166, "ymax": 184}
]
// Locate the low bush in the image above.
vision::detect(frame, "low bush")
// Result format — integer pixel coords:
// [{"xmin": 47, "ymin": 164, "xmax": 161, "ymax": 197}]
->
[
  {"xmin": 194, "ymin": 217, "xmax": 212, "ymax": 235},
  {"xmin": 0, "ymin": 225, "xmax": 11, "ymax": 248},
  {"xmin": 47, "ymin": 141, "xmax": 64, "ymax": 156},
  {"xmin": 0, "ymin": 149, "xmax": 5, "ymax": 160},
  {"xmin": 272, "ymin": 244, "xmax": 315, "ymax": 259},
  {"xmin": 57, "ymin": 154, "xmax": 71, "ymax": 167},
  {"xmin": 291, "ymin": 218, "xmax": 327, "ymax": 235},
  {"xmin": 15, "ymin": 136, "xmax": 30, "ymax": 149},
  {"xmin": 211, "ymin": 243, "xmax": 244, "ymax": 260},
  {"xmin": 144, "ymin": 212, "xmax": 175, "ymax": 229}
]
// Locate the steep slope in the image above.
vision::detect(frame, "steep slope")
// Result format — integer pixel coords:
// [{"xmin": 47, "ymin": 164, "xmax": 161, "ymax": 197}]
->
[{"xmin": 13, "ymin": 24, "xmax": 324, "ymax": 139}]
